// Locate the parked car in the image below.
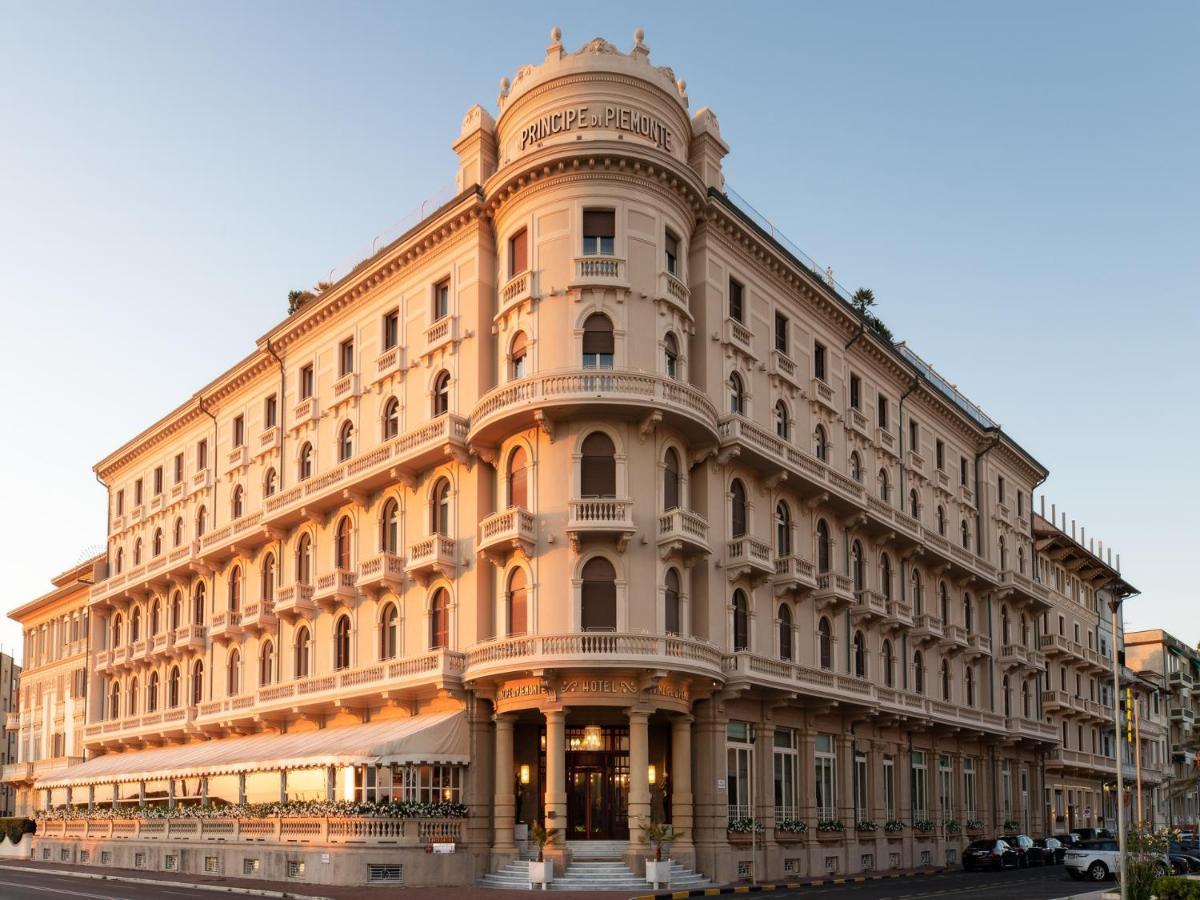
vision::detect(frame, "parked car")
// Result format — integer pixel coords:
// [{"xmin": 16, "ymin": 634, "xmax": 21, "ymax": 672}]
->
[
  {"xmin": 1011, "ymin": 834, "xmax": 1045, "ymax": 866},
  {"xmin": 963, "ymin": 839, "xmax": 1022, "ymax": 871},
  {"xmin": 1065, "ymin": 839, "xmax": 1169, "ymax": 882},
  {"xmin": 1034, "ymin": 836, "xmax": 1065, "ymax": 864},
  {"xmin": 1169, "ymin": 841, "xmax": 1200, "ymax": 869},
  {"xmin": 1073, "ymin": 827, "xmax": 1100, "ymax": 842},
  {"xmin": 1169, "ymin": 851, "xmax": 1200, "ymax": 875},
  {"xmin": 1054, "ymin": 832, "xmax": 1082, "ymax": 850}
]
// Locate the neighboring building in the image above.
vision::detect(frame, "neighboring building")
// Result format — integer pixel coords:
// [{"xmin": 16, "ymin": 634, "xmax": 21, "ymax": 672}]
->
[
  {"xmin": 1125, "ymin": 629, "xmax": 1200, "ymax": 829},
  {"xmin": 0, "ymin": 557, "xmax": 95, "ymax": 816},
  {"xmin": 0, "ymin": 650, "xmax": 20, "ymax": 815},
  {"xmin": 13, "ymin": 28, "xmax": 1155, "ymax": 888}
]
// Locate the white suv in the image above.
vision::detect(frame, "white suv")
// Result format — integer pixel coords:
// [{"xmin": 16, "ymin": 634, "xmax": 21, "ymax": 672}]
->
[{"xmin": 1065, "ymin": 839, "xmax": 1169, "ymax": 882}]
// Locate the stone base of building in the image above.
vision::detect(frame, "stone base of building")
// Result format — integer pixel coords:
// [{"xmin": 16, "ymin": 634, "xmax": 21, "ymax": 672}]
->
[
  {"xmin": 30, "ymin": 836, "xmax": 488, "ymax": 887},
  {"xmin": 696, "ymin": 834, "xmax": 959, "ymax": 884}
]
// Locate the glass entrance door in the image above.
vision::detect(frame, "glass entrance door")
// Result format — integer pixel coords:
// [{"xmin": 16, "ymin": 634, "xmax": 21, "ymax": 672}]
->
[
  {"xmin": 563, "ymin": 725, "xmax": 630, "ymax": 840},
  {"xmin": 568, "ymin": 767, "xmax": 607, "ymax": 839}
]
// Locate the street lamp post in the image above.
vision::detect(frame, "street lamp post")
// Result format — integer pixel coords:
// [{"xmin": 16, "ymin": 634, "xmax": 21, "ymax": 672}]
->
[{"xmin": 1108, "ymin": 591, "xmax": 1128, "ymax": 900}]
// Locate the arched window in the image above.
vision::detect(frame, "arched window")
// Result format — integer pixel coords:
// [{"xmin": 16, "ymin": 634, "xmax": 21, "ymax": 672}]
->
[
  {"xmin": 814, "ymin": 424, "xmax": 828, "ymax": 462},
  {"xmin": 191, "ymin": 660, "xmax": 204, "ymax": 705},
  {"xmin": 878, "ymin": 468, "xmax": 890, "ymax": 503},
  {"xmin": 429, "ymin": 588, "xmax": 449, "ymax": 648},
  {"xmin": 1003, "ymin": 675, "xmax": 1012, "ymax": 716},
  {"xmin": 580, "ymin": 433, "xmax": 616, "ymax": 498},
  {"xmin": 581, "ymin": 313, "xmax": 614, "ymax": 369},
  {"xmin": 941, "ymin": 659, "xmax": 951, "ymax": 701},
  {"xmin": 294, "ymin": 626, "xmax": 311, "ymax": 679},
  {"xmin": 228, "ymin": 566, "xmax": 241, "ymax": 612},
  {"xmin": 774, "ymin": 401, "xmax": 789, "ymax": 440},
  {"xmin": 816, "ymin": 519, "xmax": 831, "ymax": 573},
  {"xmin": 173, "ymin": 517, "xmax": 184, "ymax": 547},
  {"xmin": 910, "ymin": 569, "xmax": 923, "ymax": 613},
  {"xmin": 818, "ymin": 617, "xmax": 832, "ymax": 670},
  {"xmin": 663, "ymin": 448, "xmax": 681, "ymax": 511},
  {"xmin": 192, "ymin": 583, "xmax": 206, "ymax": 625},
  {"xmin": 850, "ymin": 540, "xmax": 864, "ymax": 592},
  {"xmin": 259, "ymin": 641, "xmax": 275, "ymax": 686},
  {"xmin": 507, "ymin": 447, "xmax": 529, "ymax": 509},
  {"xmin": 853, "ymin": 630, "xmax": 866, "ymax": 678},
  {"xmin": 1021, "ymin": 680, "xmax": 1031, "ymax": 717},
  {"xmin": 965, "ymin": 665, "xmax": 976, "ymax": 707},
  {"xmin": 507, "ymin": 568, "xmax": 528, "ymax": 636},
  {"xmin": 908, "ymin": 488, "xmax": 919, "ymax": 519},
  {"xmin": 197, "ymin": 505, "xmax": 208, "ymax": 537},
  {"xmin": 936, "ymin": 505, "xmax": 946, "ymax": 536},
  {"xmin": 261, "ymin": 553, "xmax": 275, "ymax": 602},
  {"xmin": 960, "ymin": 518, "xmax": 970, "ymax": 549},
  {"xmin": 380, "ymin": 603, "xmax": 399, "ymax": 660},
  {"xmin": 153, "ymin": 529, "xmax": 163, "ymax": 557},
  {"xmin": 335, "ymin": 516, "xmax": 352, "ymax": 570},
  {"xmin": 1020, "ymin": 614, "xmax": 1029, "ymax": 647},
  {"xmin": 510, "ymin": 331, "xmax": 528, "ymax": 380},
  {"xmin": 298, "ymin": 443, "xmax": 313, "ymax": 482},
  {"xmin": 147, "ymin": 671, "xmax": 159, "ymax": 712},
  {"xmin": 133, "ymin": 539, "xmax": 142, "ymax": 566},
  {"xmin": 778, "ymin": 604, "xmax": 793, "ymax": 660},
  {"xmin": 333, "ymin": 617, "xmax": 351, "ymax": 671},
  {"xmin": 963, "ymin": 593, "xmax": 974, "ymax": 633},
  {"xmin": 109, "ymin": 681, "xmax": 120, "ymax": 720},
  {"xmin": 264, "ymin": 467, "xmax": 277, "ymax": 498},
  {"xmin": 170, "ymin": 592, "xmax": 182, "ymax": 630},
  {"xmin": 1017, "ymin": 545, "xmax": 1026, "ymax": 575},
  {"xmin": 728, "ymin": 372, "xmax": 744, "ymax": 415},
  {"xmin": 432, "ymin": 371, "xmax": 451, "ymax": 416},
  {"xmin": 880, "ymin": 553, "xmax": 893, "ymax": 600},
  {"xmin": 111, "ymin": 613, "xmax": 123, "ymax": 649},
  {"xmin": 939, "ymin": 581, "xmax": 950, "ymax": 623},
  {"xmin": 150, "ymin": 598, "xmax": 160, "ymax": 636},
  {"xmin": 296, "ymin": 533, "xmax": 312, "ymax": 585},
  {"xmin": 1001, "ymin": 605, "xmax": 1010, "ymax": 643},
  {"xmin": 125, "ymin": 676, "xmax": 138, "ymax": 716},
  {"xmin": 663, "ymin": 332, "xmax": 679, "ymax": 379},
  {"xmin": 730, "ymin": 479, "xmax": 748, "ymax": 538},
  {"xmin": 227, "ymin": 649, "xmax": 240, "ymax": 695},
  {"xmin": 381, "ymin": 499, "xmax": 400, "ymax": 553},
  {"xmin": 431, "ymin": 479, "xmax": 451, "ymax": 535},
  {"xmin": 383, "ymin": 397, "xmax": 400, "ymax": 440},
  {"xmin": 115, "ymin": 547, "xmax": 124, "ymax": 574},
  {"xmin": 231, "ymin": 485, "xmax": 244, "ymax": 519},
  {"xmin": 732, "ymin": 590, "xmax": 749, "ymax": 651},
  {"xmin": 775, "ymin": 502, "xmax": 791, "ymax": 556},
  {"xmin": 338, "ymin": 420, "xmax": 354, "ymax": 462},
  {"xmin": 883, "ymin": 639, "xmax": 895, "ymax": 687},
  {"xmin": 664, "ymin": 568, "xmax": 681, "ymax": 635},
  {"xmin": 849, "ymin": 451, "xmax": 862, "ymax": 483},
  {"xmin": 168, "ymin": 665, "xmax": 181, "ymax": 708},
  {"xmin": 913, "ymin": 651, "xmax": 925, "ymax": 694},
  {"xmin": 581, "ymin": 558, "xmax": 616, "ymax": 632},
  {"xmin": 130, "ymin": 607, "xmax": 141, "ymax": 642},
  {"xmin": 998, "ymin": 535, "xmax": 1008, "ymax": 571}
]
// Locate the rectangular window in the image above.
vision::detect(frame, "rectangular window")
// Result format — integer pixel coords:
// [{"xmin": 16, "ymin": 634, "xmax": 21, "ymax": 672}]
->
[
  {"xmin": 773, "ymin": 728, "xmax": 799, "ymax": 822},
  {"xmin": 774, "ymin": 312, "xmax": 789, "ymax": 355},
  {"xmin": 339, "ymin": 338, "xmax": 354, "ymax": 378},
  {"xmin": 382, "ymin": 308, "xmax": 400, "ymax": 351},
  {"xmin": 910, "ymin": 750, "xmax": 928, "ymax": 820},
  {"xmin": 882, "ymin": 755, "xmax": 895, "ymax": 821},
  {"xmin": 232, "ymin": 415, "xmax": 244, "ymax": 448},
  {"xmin": 196, "ymin": 439, "xmax": 208, "ymax": 471},
  {"xmin": 877, "ymin": 393, "xmax": 889, "ymax": 429},
  {"xmin": 728, "ymin": 278, "xmax": 744, "ymax": 323},
  {"xmin": 938, "ymin": 755, "xmax": 953, "ymax": 822},
  {"xmin": 998, "ymin": 475, "xmax": 1006, "ymax": 504},
  {"xmin": 433, "ymin": 279, "xmax": 450, "ymax": 321},
  {"xmin": 509, "ymin": 227, "xmax": 529, "ymax": 275},
  {"xmin": 814, "ymin": 733, "xmax": 837, "ymax": 822},
  {"xmin": 1001, "ymin": 761, "xmax": 1012, "ymax": 822},
  {"xmin": 134, "ymin": 479, "xmax": 143, "ymax": 506},
  {"xmin": 665, "ymin": 230, "xmax": 679, "ymax": 277},
  {"xmin": 299, "ymin": 364, "xmax": 314, "ymax": 400},
  {"xmin": 963, "ymin": 758, "xmax": 977, "ymax": 821},
  {"xmin": 908, "ymin": 419, "xmax": 919, "ymax": 454},
  {"xmin": 853, "ymin": 752, "xmax": 869, "ymax": 823},
  {"xmin": 1017, "ymin": 491, "xmax": 1025, "ymax": 516},
  {"xmin": 813, "ymin": 341, "xmax": 827, "ymax": 382},
  {"xmin": 935, "ymin": 439, "xmax": 945, "ymax": 471},
  {"xmin": 726, "ymin": 722, "xmax": 753, "ymax": 821},
  {"xmin": 849, "ymin": 373, "xmax": 861, "ymax": 410},
  {"xmin": 115, "ymin": 490, "xmax": 125, "ymax": 515},
  {"xmin": 581, "ymin": 209, "xmax": 615, "ymax": 256},
  {"xmin": 174, "ymin": 453, "xmax": 184, "ymax": 484},
  {"xmin": 264, "ymin": 394, "xmax": 277, "ymax": 429},
  {"xmin": 959, "ymin": 456, "xmax": 968, "ymax": 486}
]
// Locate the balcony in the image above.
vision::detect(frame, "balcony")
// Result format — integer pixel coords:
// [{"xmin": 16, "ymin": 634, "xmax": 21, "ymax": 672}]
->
[
  {"xmin": 845, "ymin": 406, "xmax": 871, "ymax": 440},
  {"xmin": 910, "ymin": 613, "xmax": 943, "ymax": 644},
  {"xmin": 4, "ymin": 711, "xmax": 19, "ymax": 732},
  {"xmin": 406, "ymin": 536, "xmax": 457, "ymax": 585},
  {"xmin": 129, "ymin": 639, "xmax": 149, "ymax": 665},
  {"xmin": 469, "ymin": 370, "xmax": 720, "ymax": 451},
  {"xmin": 850, "ymin": 589, "xmax": 887, "ymax": 622},
  {"xmin": 274, "ymin": 584, "xmax": 316, "ymax": 620},
  {"xmin": 1006, "ymin": 716, "xmax": 1058, "ymax": 743},
  {"xmin": 357, "ymin": 553, "xmax": 405, "ymax": 595},
  {"xmin": 906, "ymin": 449, "xmax": 925, "ymax": 477},
  {"xmin": 1169, "ymin": 670, "xmax": 1194, "ymax": 693},
  {"xmin": 373, "ymin": 346, "xmax": 405, "ymax": 385},
  {"xmin": 721, "ymin": 317, "xmax": 754, "ymax": 356},
  {"xmin": 172, "ymin": 624, "xmax": 206, "ymax": 654},
  {"xmin": 1039, "ymin": 633, "xmax": 1071, "ymax": 659},
  {"xmin": 209, "ymin": 611, "xmax": 242, "ymax": 643},
  {"xmin": 941, "ymin": 624, "xmax": 969, "ymax": 653},
  {"xmin": 1042, "ymin": 689, "xmax": 1072, "ymax": 713},
  {"xmin": 875, "ymin": 427, "xmax": 898, "ymax": 458},
  {"xmin": 567, "ymin": 499, "xmax": 635, "ymax": 552},
  {"xmin": 331, "ymin": 372, "xmax": 361, "ymax": 409},
  {"xmin": 1170, "ymin": 706, "xmax": 1196, "ymax": 730},
  {"xmin": 240, "ymin": 600, "xmax": 277, "ymax": 634},
  {"xmin": 190, "ymin": 468, "xmax": 212, "ymax": 495},
  {"xmin": 812, "ymin": 572, "xmax": 855, "ymax": 613},
  {"xmin": 293, "ymin": 396, "xmax": 320, "ymax": 430},
  {"xmin": 501, "ymin": 269, "xmax": 538, "ymax": 312},
  {"xmin": 656, "ymin": 271, "xmax": 689, "ymax": 316},
  {"xmin": 571, "ymin": 255, "xmax": 627, "ymax": 290},
  {"xmin": 723, "ymin": 652, "xmax": 878, "ymax": 713},
  {"xmin": 0, "ymin": 762, "xmax": 32, "ymax": 784},
  {"xmin": 198, "ymin": 511, "xmax": 269, "ymax": 563},
  {"xmin": 769, "ymin": 349, "xmax": 800, "ymax": 388},
  {"xmin": 966, "ymin": 633, "xmax": 992, "ymax": 658},
  {"xmin": 656, "ymin": 509, "xmax": 710, "ymax": 562},
  {"xmin": 773, "ymin": 555, "xmax": 817, "ymax": 595},
  {"xmin": 314, "ymin": 569, "xmax": 357, "ymax": 608},
  {"xmin": 959, "ymin": 484, "xmax": 975, "ymax": 508},
  {"xmin": 810, "ymin": 377, "xmax": 838, "ymax": 415},
  {"xmin": 479, "ymin": 507, "xmax": 537, "ymax": 565},
  {"xmin": 424, "ymin": 315, "xmax": 459, "ymax": 356},
  {"xmin": 883, "ymin": 599, "xmax": 913, "ymax": 631},
  {"xmin": 225, "ymin": 444, "xmax": 249, "ymax": 475},
  {"xmin": 996, "ymin": 569, "xmax": 1051, "ymax": 611},
  {"xmin": 258, "ymin": 426, "xmax": 281, "ymax": 456},
  {"xmin": 998, "ymin": 643, "xmax": 1030, "ymax": 669},
  {"xmin": 725, "ymin": 537, "xmax": 774, "ymax": 583},
  {"xmin": 464, "ymin": 632, "xmax": 723, "ymax": 684}
]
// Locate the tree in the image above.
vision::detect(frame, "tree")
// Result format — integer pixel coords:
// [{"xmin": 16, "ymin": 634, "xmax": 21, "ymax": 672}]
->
[{"xmin": 852, "ymin": 287, "xmax": 894, "ymax": 343}]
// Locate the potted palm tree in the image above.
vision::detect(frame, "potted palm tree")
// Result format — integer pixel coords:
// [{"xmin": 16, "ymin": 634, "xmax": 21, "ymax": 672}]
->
[
  {"xmin": 528, "ymin": 821, "xmax": 559, "ymax": 890},
  {"xmin": 640, "ymin": 821, "xmax": 683, "ymax": 888}
]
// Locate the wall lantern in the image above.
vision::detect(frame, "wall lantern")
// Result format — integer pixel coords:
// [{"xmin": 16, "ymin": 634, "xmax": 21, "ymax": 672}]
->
[
  {"xmin": 519, "ymin": 765, "xmax": 531, "ymax": 785},
  {"xmin": 648, "ymin": 765, "xmax": 657, "ymax": 785}
]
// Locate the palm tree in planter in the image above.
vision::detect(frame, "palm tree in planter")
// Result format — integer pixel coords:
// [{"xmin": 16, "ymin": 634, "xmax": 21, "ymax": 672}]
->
[
  {"xmin": 528, "ymin": 821, "xmax": 560, "ymax": 889},
  {"xmin": 639, "ymin": 821, "xmax": 684, "ymax": 888}
]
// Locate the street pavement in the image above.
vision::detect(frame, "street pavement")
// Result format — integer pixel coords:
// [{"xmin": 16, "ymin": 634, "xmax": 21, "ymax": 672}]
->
[{"xmin": 765, "ymin": 864, "xmax": 1109, "ymax": 900}]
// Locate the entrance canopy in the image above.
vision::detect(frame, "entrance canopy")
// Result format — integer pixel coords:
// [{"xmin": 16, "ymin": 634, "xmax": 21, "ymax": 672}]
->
[{"xmin": 36, "ymin": 710, "xmax": 468, "ymax": 789}]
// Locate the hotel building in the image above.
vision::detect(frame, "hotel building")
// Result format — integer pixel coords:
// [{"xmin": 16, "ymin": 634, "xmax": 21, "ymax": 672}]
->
[{"xmin": 9, "ymin": 29, "xmax": 1158, "ymax": 887}]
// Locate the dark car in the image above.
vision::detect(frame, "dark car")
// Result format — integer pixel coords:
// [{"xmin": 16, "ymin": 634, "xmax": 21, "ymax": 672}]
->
[
  {"xmin": 1034, "ymin": 837, "xmax": 1066, "ymax": 864},
  {"xmin": 1170, "ymin": 852, "xmax": 1200, "ymax": 875},
  {"xmin": 1054, "ymin": 832, "xmax": 1082, "ymax": 849},
  {"xmin": 1169, "ymin": 842, "xmax": 1200, "ymax": 869},
  {"xmin": 1011, "ymin": 834, "xmax": 1043, "ymax": 866},
  {"xmin": 1073, "ymin": 828, "xmax": 1100, "ymax": 842},
  {"xmin": 963, "ymin": 839, "xmax": 1021, "ymax": 871}
]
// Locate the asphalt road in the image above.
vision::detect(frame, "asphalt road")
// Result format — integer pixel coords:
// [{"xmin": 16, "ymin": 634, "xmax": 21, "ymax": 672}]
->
[
  {"xmin": 0, "ymin": 868, "xmax": 265, "ymax": 900},
  {"xmin": 770, "ymin": 864, "xmax": 1100, "ymax": 900}
]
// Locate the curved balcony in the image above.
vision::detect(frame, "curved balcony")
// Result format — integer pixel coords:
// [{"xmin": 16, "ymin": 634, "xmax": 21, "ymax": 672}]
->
[
  {"xmin": 209, "ymin": 611, "xmax": 242, "ymax": 643},
  {"xmin": 464, "ymin": 632, "xmax": 724, "ymax": 684},
  {"xmin": 407, "ymin": 536, "xmax": 457, "ymax": 586},
  {"xmin": 241, "ymin": 600, "xmax": 277, "ymax": 634},
  {"xmin": 773, "ymin": 555, "xmax": 817, "ymax": 595},
  {"xmin": 314, "ymin": 568, "xmax": 357, "ymax": 608},
  {"xmin": 725, "ymin": 537, "xmax": 774, "ymax": 583},
  {"xmin": 657, "ymin": 508, "xmax": 710, "ymax": 562},
  {"xmin": 172, "ymin": 624, "xmax": 206, "ymax": 655},
  {"xmin": 274, "ymin": 584, "xmax": 316, "ymax": 621},
  {"xmin": 568, "ymin": 499, "xmax": 635, "ymax": 553},
  {"xmin": 357, "ymin": 553, "xmax": 406, "ymax": 595},
  {"xmin": 850, "ymin": 589, "xmax": 887, "ymax": 622},
  {"xmin": 479, "ymin": 508, "xmax": 536, "ymax": 565},
  {"xmin": 812, "ymin": 572, "xmax": 855, "ymax": 613},
  {"xmin": 996, "ymin": 569, "xmax": 1051, "ymax": 612},
  {"xmin": 910, "ymin": 613, "xmax": 943, "ymax": 644},
  {"xmin": 467, "ymin": 369, "xmax": 720, "ymax": 451}
]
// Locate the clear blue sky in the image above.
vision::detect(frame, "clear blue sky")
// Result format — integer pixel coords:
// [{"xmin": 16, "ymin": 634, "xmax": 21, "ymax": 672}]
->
[{"xmin": 1, "ymin": 1, "xmax": 1196, "ymax": 659}]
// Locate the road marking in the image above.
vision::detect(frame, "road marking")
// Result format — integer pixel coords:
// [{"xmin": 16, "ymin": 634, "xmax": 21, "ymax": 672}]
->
[{"xmin": 0, "ymin": 879, "xmax": 125, "ymax": 899}]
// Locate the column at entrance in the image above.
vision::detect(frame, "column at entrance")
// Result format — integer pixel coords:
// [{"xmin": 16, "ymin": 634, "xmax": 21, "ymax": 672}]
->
[
  {"xmin": 627, "ymin": 709, "xmax": 650, "ymax": 848},
  {"xmin": 493, "ymin": 714, "xmax": 516, "ymax": 851},
  {"xmin": 671, "ymin": 715, "xmax": 695, "ymax": 850},
  {"xmin": 544, "ymin": 709, "xmax": 568, "ymax": 871}
]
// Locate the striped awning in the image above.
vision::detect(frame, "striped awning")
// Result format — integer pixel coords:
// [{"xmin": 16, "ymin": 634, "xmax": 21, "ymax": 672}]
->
[{"xmin": 36, "ymin": 709, "xmax": 467, "ymax": 789}]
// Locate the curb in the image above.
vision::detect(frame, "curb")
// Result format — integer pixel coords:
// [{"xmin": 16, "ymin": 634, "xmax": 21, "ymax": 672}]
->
[
  {"xmin": 632, "ymin": 867, "xmax": 948, "ymax": 899},
  {"xmin": 0, "ymin": 863, "xmax": 334, "ymax": 899}
]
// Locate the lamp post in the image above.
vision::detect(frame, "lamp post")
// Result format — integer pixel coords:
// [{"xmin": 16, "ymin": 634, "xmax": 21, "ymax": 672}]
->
[{"xmin": 1107, "ymin": 589, "xmax": 1128, "ymax": 900}]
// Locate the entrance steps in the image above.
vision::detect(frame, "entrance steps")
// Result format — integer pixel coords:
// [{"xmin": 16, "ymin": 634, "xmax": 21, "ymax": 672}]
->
[{"xmin": 479, "ymin": 856, "xmax": 712, "ymax": 891}]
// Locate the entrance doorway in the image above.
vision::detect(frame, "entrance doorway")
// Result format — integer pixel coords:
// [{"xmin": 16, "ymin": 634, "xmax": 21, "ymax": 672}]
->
[{"xmin": 565, "ymin": 725, "xmax": 629, "ymax": 840}]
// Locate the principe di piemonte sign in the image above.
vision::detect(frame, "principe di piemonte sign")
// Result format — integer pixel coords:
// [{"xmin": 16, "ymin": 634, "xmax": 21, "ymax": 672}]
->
[{"xmin": 520, "ymin": 104, "xmax": 674, "ymax": 152}]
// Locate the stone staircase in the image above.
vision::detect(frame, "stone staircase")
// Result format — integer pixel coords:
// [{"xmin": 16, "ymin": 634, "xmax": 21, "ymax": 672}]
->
[{"xmin": 479, "ymin": 843, "xmax": 711, "ymax": 891}]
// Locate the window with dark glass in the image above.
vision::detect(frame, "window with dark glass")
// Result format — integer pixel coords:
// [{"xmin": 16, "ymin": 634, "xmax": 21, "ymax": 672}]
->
[
  {"xmin": 383, "ymin": 397, "xmax": 400, "ymax": 439},
  {"xmin": 134, "ymin": 478, "xmax": 143, "ymax": 506},
  {"xmin": 383, "ymin": 309, "xmax": 399, "ymax": 351},
  {"xmin": 338, "ymin": 420, "xmax": 354, "ymax": 462},
  {"xmin": 774, "ymin": 312, "xmax": 789, "ymax": 354},
  {"xmin": 936, "ymin": 439, "xmax": 945, "ymax": 471},
  {"xmin": 431, "ymin": 479, "xmax": 451, "ymax": 536},
  {"xmin": 778, "ymin": 604, "xmax": 792, "ymax": 660},
  {"xmin": 664, "ymin": 568, "xmax": 681, "ymax": 635},
  {"xmin": 581, "ymin": 313, "xmax": 614, "ymax": 369},
  {"xmin": 732, "ymin": 590, "xmax": 749, "ymax": 651},
  {"xmin": 665, "ymin": 230, "xmax": 679, "ymax": 276},
  {"xmin": 813, "ymin": 341, "xmax": 827, "ymax": 381},
  {"xmin": 506, "ymin": 568, "xmax": 527, "ymax": 636},
  {"xmin": 730, "ymin": 479, "xmax": 748, "ymax": 538},
  {"xmin": 849, "ymin": 373, "xmax": 861, "ymax": 410},
  {"xmin": 728, "ymin": 278, "xmax": 744, "ymax": 322},
  {"xmin": 581, "ymin": 558, "xmax": 617, "ymax": 632},
  {"xmin": 509, "ymin": 227, "xmax": 528, "ymax": 275},
  {"xmin": 429, "ymin": 589, "xmax": 449, "ymax": 648},
  {"xmin": 510, "ymin": 331, "xmax": 527, "ymax": 379},
  {"xmin": 335, "ymin": 517, "xmax": 352, "ymax": 570},
  {"xmin": 334, "ymin": 617, "xmax": 351, "ymax": 670},
  {"xmin": 908, "ymin": 418, "xmax": 919, "ymax": 453},
  {"xmin": 663, "ymin": 448, "xmax": 680, "ymax": 511},
  {"xmin": 507, "ymin": 447, "xmax": 528, "ymax": 509},
  {"xmin": 877, "ymin": 393, "xmax": 889, "ymax": 429},
  {"xmin": 153, "ymin": 466, "xmax": 163, "ymax": 495},
  {"xmin": 174, "ymin": 453, "xmax": 184, "ymax": 484},
  {"xmin": 960, "ymin": 456, "xmax": 968, "ymax": 485},
  {"xmin": 663, "ymin": 332, "xmax": 679, "ymax": 379},
  {"xmin": 582, "ymin": 209, "xmax": 615, "ymax": 256},
  {"xmin": 339, "ymin": 338, "xmax": 354, "ymax": 378},
  {"xmin": 580, "ymin": 433, "xmax": 616, "ymax": 497},
  {"xmin": 116, "ymin": 489, "xmax": 124, "ymax": 516},
  {"xmin": 998, "ymin": 475, "xmax": 1006, "ymax": 504},
  {"xmin": 299, "ymin": 363, "xmax": 314, "ymax": 400},
  {"xmin": 265, "ymin": 393, "xmax": 277, "ymax": 428},
  {"xmin": 433, "ymin": 279, "xmax": 450, "ymax": 321}
]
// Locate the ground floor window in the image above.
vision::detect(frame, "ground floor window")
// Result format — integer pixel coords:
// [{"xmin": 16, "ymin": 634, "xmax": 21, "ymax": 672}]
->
[
  {"xmin": 883, "ymin": 755, "xmax": 895, "ymax": 821},
  {"xmin": 853, "ymin": 752, "xmax": 869, "ymax": 823},
  {"xmin": 726, "ymin": 722, "xmax": 753, "ymax": 821},
  {"xmin": 938, "ymin": 754, "xmax": 952, "ymax": 823},
  {"xmin": 814, "ymin": 733, "xmax": 836, "ymax": 822},
  {"xmin": 911, "ymin": 750, "xmax": 928, "ymax": 821},
  {"xmin": 773, "ymin": 728, "xmax": 798, "ymax": 821},
  {"xmin": 963, "ymin": 757, "xmax": 977, "ymax": 821}
]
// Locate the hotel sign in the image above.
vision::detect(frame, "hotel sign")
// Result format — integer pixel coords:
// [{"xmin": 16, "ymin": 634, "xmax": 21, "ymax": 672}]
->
[{"xmin": 520, "ymin": 104, "xmax": 675, "ymax": 152}]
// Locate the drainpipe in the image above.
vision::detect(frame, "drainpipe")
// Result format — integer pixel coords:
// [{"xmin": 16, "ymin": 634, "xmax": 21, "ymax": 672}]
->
[
  {"xmin": 1030, "ymin": 469, "xmax": 1049, "ymax": 721},
  {"xmin": 972, "ymin": 430, "xmax": 1001, "ymax": 558},
  {"xmin": 92, "ymin": 470, "xmax": 109, "ymax": 727},
  {"xmin": 897, "ymin": 378, "xmax": 919, "ymax": 513},
  {"xmin": 197, "ymin": 395, "xmax": 218, "ymax": 704},
  {"xmin": 843, "ymin": 319, "xmax": 865, "ymax": 351},
  {"xmin": 265, "ymin": 339, "xmax": 287, "ymax": 683}
]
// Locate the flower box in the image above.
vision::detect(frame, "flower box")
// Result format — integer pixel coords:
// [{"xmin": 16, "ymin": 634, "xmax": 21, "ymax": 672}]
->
[
  {"xmin": 645, "ymin": 859, "xmax": 672, "ymax": 888},
  {"xmin": 529, "ymin": 859, "xmax": 553, "ymax": 889}
]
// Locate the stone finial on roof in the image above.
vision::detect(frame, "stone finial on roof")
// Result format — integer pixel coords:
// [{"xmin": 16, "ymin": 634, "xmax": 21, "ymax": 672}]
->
[
  {"xmin": 547, "ymin": 26, "xmax": 564, "ymax": 62},
  {"xmin": 632, "ymin": 28, "xmax": 649, "ymax": 60}
]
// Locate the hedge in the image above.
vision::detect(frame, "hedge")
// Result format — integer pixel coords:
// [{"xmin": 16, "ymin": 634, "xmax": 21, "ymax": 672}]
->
[
  {"xmin": 0, "ymin": 818, "xmax": 35, "ymax": 845},
  {"xmin": 1152, "ymin": 876, "xmax": 1200, "ymax": 900}
]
